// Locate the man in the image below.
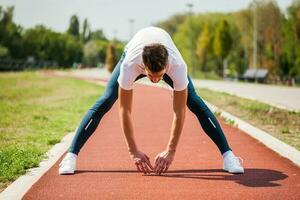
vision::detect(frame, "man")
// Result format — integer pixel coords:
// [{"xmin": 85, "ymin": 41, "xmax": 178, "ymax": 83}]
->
[{"xmin": 59, "ymin": 26, "xmax": 244, "ymax": 175}]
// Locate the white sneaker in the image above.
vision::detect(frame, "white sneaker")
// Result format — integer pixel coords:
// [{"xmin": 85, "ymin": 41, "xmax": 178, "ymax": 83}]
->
[
  {"xmin": 59, "ymin": 152, "xmax": 77, "ymax": 175},
  {"xmin": 222, "ymin": 152, "xmax": 244, "ymax": 174}
]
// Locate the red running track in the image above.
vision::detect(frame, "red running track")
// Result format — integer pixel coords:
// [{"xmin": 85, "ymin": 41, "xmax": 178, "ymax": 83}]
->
[{"xmin": 23, "ymin": 84, "xmax": 300, "ymax": 200}]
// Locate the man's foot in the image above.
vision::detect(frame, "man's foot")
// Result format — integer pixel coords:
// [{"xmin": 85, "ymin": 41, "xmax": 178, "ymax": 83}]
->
[
  {"xmin": 222, "ymin": 151, "xmax": 244, "ymax": 174},
  {"xmin": 59, "ymin": 152, "xmax": 77, "ymax": 175}
]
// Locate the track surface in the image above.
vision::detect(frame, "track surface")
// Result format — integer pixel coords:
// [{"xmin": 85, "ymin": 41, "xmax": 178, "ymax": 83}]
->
[{"xmin": 23, "ymin": 84, "xmax": 300, "ymax": 200}]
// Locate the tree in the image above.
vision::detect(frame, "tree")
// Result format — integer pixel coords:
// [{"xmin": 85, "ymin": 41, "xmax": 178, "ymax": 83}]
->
[
  {"xmin": 173, "ymin": 16, "xmax": 202, "ymax": 75},
  {"xmin": 213, "ymin": 19, "xmax": 232, "ymax": 76},
  {"xmin": 234, "ymin": 9, "xmax": 254, "ymax": 69},
  {"xmin": 82, "ymin": 18, "xmax": 91, "ymax": 43},
  {"xmin": 283, "ymin": 0, "xmax": 300, "ymax": 82},
  {"xmin": 157, "ymin": 14, "xmax": 186, "ymax": 36},
  {"xmin": 0, "ymin": 6, "xmax": 23, "ymax": 58},
  {"xmin": 254, "ymin": 0, "xmax": 282, "ymax": 77},
  {"xmin": 196, "ymin": 23, "xmax": 212, "ymax": 71},
  {"xmin": 105, "ymin": 42, "xmax": 118, "ymax": 73},
  {"xmin": 83, "ymin": 40, "xmax": 108, "ymax": 67},
  {"xmin": 0, "ymin": 45, "xmax": 8, "ymax": 57},
  {"xmin": 23, "ymin": 25, "xmax": 83, "ymax": 67},
  {"xmin": 67, "ymin": 15, "xmax": 80, "ymax": 38},
  {"xmin": 114, "ymin": 41, "xmax": 125, "ymax": 61},
  {"xmin": 90, "ymin": 29, "xmax": 107, "ymax": 41}
]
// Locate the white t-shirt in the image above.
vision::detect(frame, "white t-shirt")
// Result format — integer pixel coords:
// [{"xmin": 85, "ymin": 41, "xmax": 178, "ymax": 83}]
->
[{"xmin": 117, "ymin": 26, "xmax": 189, "ymax": 91}]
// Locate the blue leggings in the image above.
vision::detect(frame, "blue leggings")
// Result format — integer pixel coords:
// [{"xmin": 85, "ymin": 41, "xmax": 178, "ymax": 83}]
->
[{"xmin": 69, "ymin": 53, "xmax": 231, "ymax": 155}]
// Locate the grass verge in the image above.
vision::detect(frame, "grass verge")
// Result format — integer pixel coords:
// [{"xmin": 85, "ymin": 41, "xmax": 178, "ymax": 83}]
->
[
  {"xmin": 196, "ymin": 88, "xmax": 300, "ymax": 151},
  {"xmin": 0, "ymin": 71, "xmax": 104, "ymax": 192}
]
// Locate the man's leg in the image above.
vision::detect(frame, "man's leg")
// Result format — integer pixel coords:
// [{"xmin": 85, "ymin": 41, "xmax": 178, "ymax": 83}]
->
[
  {"xmin": 68, "ymin": 53, "xmax": 126, "ymax": 155},
  {"xmin": 163, "ymin": 74, "xmax": 232, "ymax": 155}
]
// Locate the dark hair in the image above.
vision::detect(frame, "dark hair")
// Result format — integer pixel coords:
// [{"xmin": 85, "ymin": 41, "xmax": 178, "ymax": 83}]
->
[{"xmin": 142, "ymin": 43, "xmax": 168, "ymax": 73}]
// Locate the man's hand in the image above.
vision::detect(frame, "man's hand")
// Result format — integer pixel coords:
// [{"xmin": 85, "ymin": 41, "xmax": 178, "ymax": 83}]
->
[
  {"xmin": 129, "ymin": 150, "xmax": 153, "ymax": 174},
  {"xmin": 154, "ymin": 150, "xmax": 175, "ymax": 175}
]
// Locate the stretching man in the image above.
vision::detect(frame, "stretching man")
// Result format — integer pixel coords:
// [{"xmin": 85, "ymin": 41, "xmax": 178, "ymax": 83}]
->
[{"xmin": 59, "ymin": 26, "xmax": 244, "ymax": 175}]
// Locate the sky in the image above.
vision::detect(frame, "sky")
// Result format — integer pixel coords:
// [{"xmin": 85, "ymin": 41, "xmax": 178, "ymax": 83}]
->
[{"xmin": 1, "ymin": 0, "xmax": 295, "ymax": 41}]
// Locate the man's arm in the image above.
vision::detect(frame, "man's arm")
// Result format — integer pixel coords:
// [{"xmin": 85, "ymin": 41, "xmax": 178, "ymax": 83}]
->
[
  {"xmin": 167, "ymin": 88, "xmax": 187, "ymax": 152},
  {"xmin": 154, "ymin": 88, "xmax": 187, "ymax": 174},
  {"xmin": 118, "ymin": 87, "xmax": 137, "ymax": 153},
  {"xmin": 118, "ymin": 86, "xmax": 153, "ymax": 174}
]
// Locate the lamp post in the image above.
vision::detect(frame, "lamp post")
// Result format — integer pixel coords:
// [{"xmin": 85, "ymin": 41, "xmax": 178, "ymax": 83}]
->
[{"xmin": 187, "ymin": 3, "xmax": 194, "ymax": 77}]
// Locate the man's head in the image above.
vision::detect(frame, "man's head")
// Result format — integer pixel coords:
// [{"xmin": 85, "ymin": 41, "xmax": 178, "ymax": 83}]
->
[{"xmin": 142, "ymin": 43, "xmax": 168, "ymax": 83}]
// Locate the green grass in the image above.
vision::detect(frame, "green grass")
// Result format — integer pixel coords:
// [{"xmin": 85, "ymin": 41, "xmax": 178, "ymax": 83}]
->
[
  {"xmin": 197, "ymin": 88, "xmax": 300, "ymax": 151},
  {"xmin": 0, "ymin": 71, "xmax": 104, "ymax": 191}
]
